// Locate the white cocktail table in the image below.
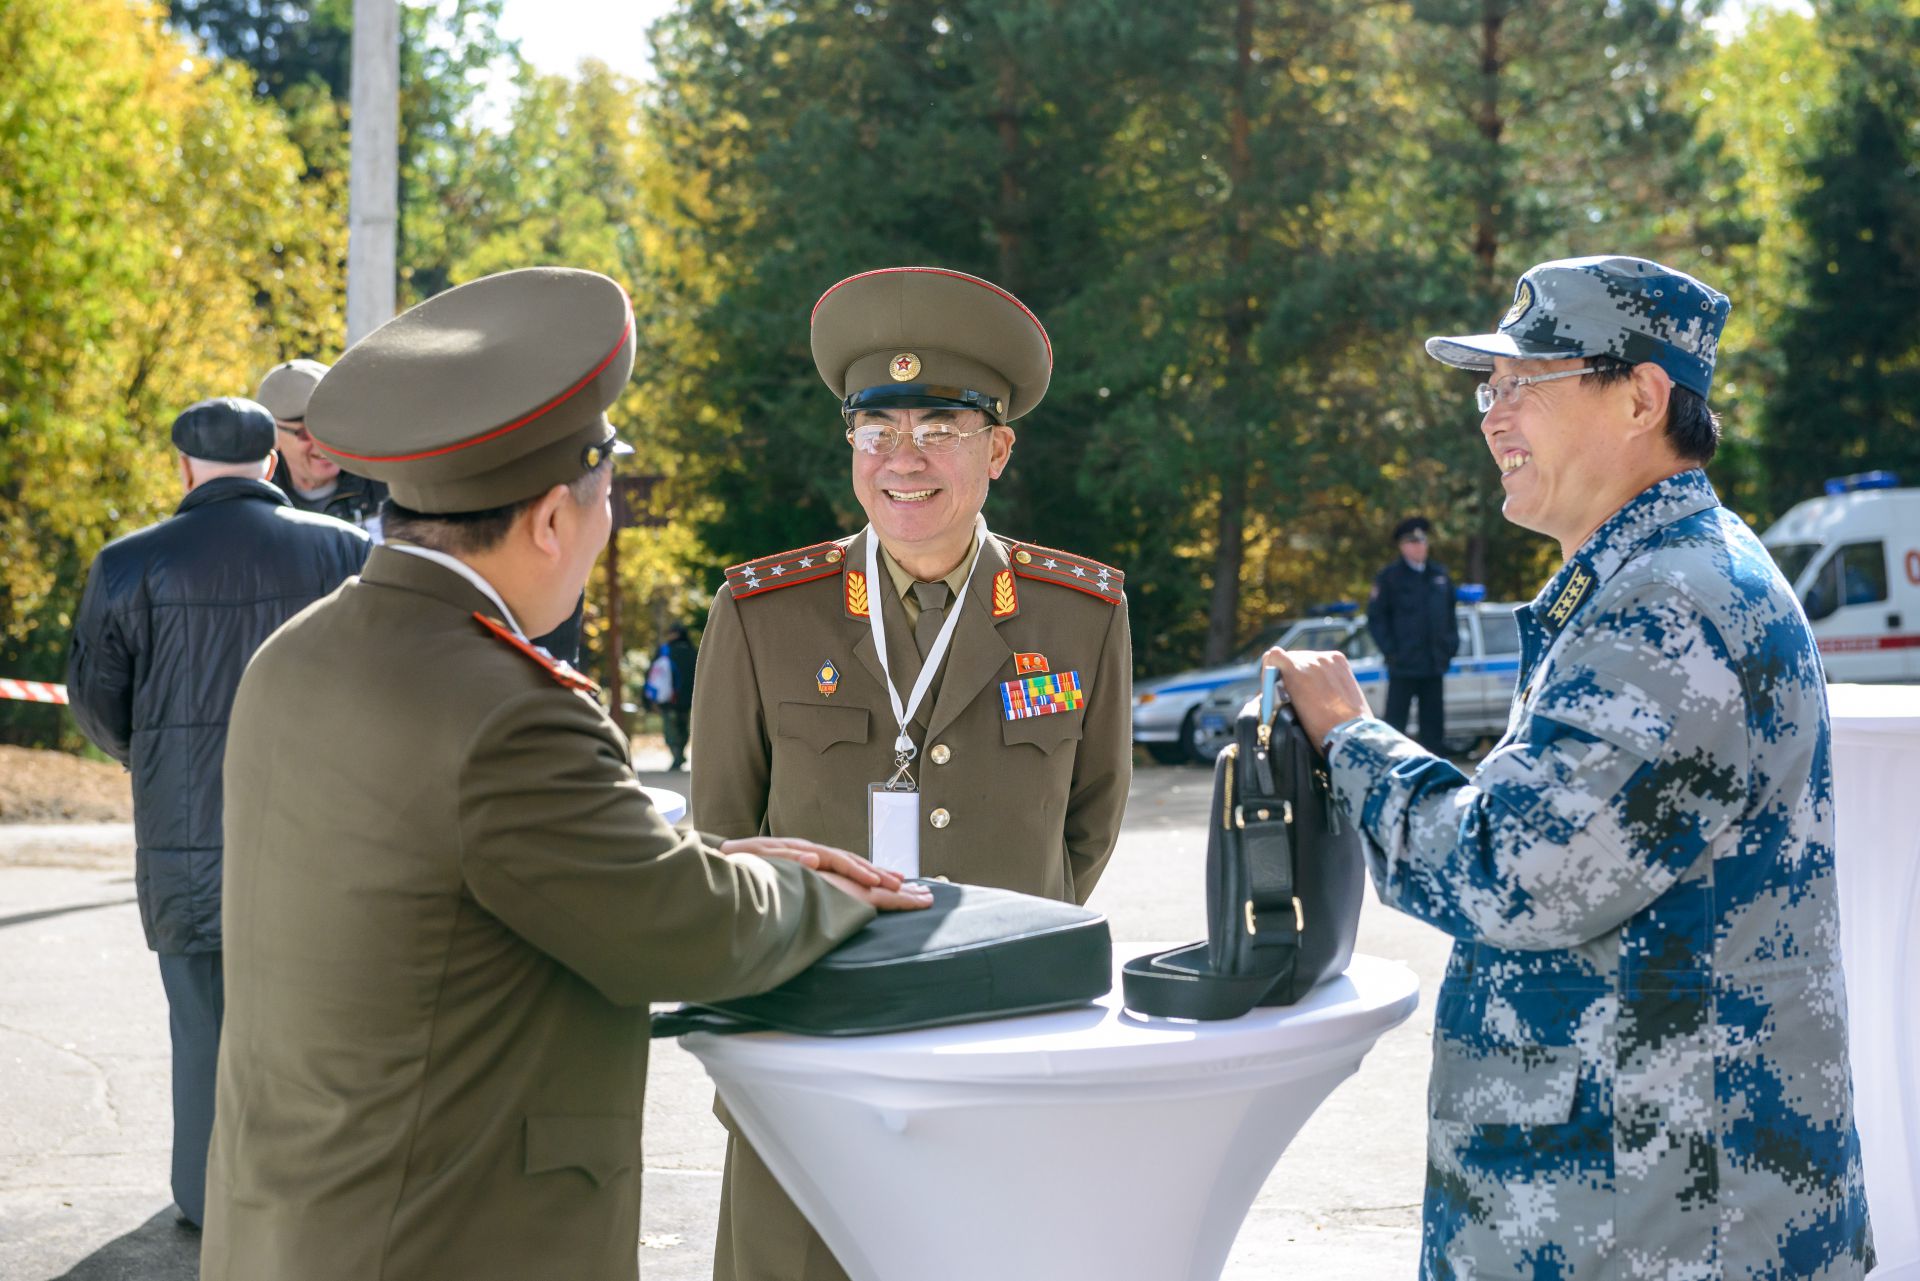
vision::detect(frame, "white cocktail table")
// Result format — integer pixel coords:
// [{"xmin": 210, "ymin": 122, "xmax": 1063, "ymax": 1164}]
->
[
  {"xmin": 642, "ymin": 785, "xmax": 687, "ymax": 825},
  {"xmin": 1829, "ymin": 683, "xmax": 1920, "ymax": 1269},
  {"xmin": 684, "ymin": 950, "xmax": 1419, "ymax": 1281}
]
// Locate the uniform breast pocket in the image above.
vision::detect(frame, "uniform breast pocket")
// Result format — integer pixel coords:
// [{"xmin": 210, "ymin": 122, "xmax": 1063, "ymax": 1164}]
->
[
  {"xmin": 776, "ymin": 701, "xmax": 870, "ymax": 754},
  {"xmin": 1002, "ymin": 708, "xmax": 1084, "ymax": 756}
]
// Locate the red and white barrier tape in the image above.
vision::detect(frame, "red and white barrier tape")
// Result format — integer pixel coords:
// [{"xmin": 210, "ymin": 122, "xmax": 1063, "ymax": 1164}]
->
[{"xmin": 0, "ymin": 678, "xmax": 68, "ymax": 705}]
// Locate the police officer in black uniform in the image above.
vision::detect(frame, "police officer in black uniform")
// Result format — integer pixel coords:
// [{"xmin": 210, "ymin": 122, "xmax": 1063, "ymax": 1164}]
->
[{"xmin": 1366, "ymin": 515, "xmax": 1458, "ymax": 753}]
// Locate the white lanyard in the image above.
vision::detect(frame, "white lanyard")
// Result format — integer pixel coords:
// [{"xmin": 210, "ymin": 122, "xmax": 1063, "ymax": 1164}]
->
[
  {"xmin": 387, "ymin": 543, "xmax": 528, "ymax": 640},
  {"xmin": 865, "ymin": 516, "xmax": 988, "ymax": 775}
]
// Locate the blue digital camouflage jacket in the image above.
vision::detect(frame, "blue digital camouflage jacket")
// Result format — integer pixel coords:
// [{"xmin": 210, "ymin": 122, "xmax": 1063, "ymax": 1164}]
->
[{"xmin": 1326, "ymin": 470, "xmax": 1875, "ymax": 1279}]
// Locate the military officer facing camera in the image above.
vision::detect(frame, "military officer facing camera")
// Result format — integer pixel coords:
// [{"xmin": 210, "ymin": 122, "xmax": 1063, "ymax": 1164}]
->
[
  {"xmin": 1268, "ymin": 255, "xmax": 1874, "ymax": 1278},
  {"xmin": 691, "ymin": 266, "xmax": 1134, "ymax": 1281},
  {"xmin": 201, "ymin": 267, "xmax": 931, "ymax": 1281}
]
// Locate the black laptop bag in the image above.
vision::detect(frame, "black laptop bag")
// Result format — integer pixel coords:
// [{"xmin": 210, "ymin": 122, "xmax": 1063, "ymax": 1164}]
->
[
  {"xmin": 651, "ymin": 879, "xmax": 1112, "ymax": 1038},
  {"xmin": 1122, "ymin": 689, "xmax": 1364, "ymax": 1020}
]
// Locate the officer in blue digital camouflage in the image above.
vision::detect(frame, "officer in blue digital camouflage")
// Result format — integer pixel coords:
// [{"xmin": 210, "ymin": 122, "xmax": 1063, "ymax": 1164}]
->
[{"xmin": 1268, "ymin": 255, "xmax": 1875, "ymax": 1278}]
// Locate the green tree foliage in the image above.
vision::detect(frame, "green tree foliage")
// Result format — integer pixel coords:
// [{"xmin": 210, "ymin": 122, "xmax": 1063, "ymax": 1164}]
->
[
  {"xmin": 448, "ymin": 59, "xmax": 717, "ymax": 694},
  {"xmin": 1759, "ymin": 0, "xmax": 1920, "ymax": 516},
  {"xmin": 163, "ymin": 0, "xmax": 515, "ymax": 302},
  {"xmin": 1685, "ymin": 10, "xmax": 1838, "ymax": 519},
  {"xmin": 0, "ymin": 0, "xmax": 342, "ymax": 744},
  {"xmin": 644, "ymin": 1, "xmax": 1405, "ymax": 670},
  {"xmin": 1372, "ymin": 0, "xmax": 1734, "ymax": 596}
]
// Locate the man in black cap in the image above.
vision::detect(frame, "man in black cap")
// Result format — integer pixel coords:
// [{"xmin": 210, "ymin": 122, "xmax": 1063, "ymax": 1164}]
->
[
  {"xmin": 1366, "ymin": 514, "xmax": 1458, "ymax": 753},
  {"xmin": 66, "ymin": 396, "xmax": 370, "ymax": 1231}
]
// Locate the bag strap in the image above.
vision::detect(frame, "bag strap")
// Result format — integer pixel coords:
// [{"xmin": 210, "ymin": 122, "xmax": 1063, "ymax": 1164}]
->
[
  {"xmin": 649, "ymin": 1006, "xmax": 764, "ymax": 1039},
  {"xmin": 1239, "ymin": 705, "xmax": 1299, "ymax": 957},
  {"xmin": 1124, "ymin": 698, "xmax": 1302, "ymax": 1021},
  {"xmin": 1121, "ymin": 941, "xmax": 1289, "ymax": 1020}
]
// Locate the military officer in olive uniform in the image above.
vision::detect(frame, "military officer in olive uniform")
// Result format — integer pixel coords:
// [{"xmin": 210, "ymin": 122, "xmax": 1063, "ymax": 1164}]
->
[
  {"xmin": 691, "ymin": 267, "xmax": 1133, "ymax": 1281},
  {"xmin": 202, "ymin": 268, "xmax": 931, "ymax": 1281}
]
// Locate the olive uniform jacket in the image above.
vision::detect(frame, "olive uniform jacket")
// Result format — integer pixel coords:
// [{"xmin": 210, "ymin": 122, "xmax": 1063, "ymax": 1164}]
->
[
  {"xmin": 691, "ymin": 528, "xmax": 1132, "ymax": 903},
  {"xmin": 201, "ymin": 546, "xmax": 875, "ymax": 1281}
]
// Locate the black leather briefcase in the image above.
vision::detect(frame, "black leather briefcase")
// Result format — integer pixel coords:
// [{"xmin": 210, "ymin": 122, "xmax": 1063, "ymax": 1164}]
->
[
  {"xmin": 1122, "ymin": 687, "xmax": 1363, "ymax": 1020},
  {"xmin": 651, "ymin": 880, "xmax": 1112, "ymax": 1038}
]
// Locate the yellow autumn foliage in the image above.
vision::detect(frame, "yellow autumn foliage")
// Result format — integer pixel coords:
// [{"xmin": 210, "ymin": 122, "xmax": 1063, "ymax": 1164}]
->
[{"xmin": 0, "ymin": 0, "xmax": 343, "ymax": 690}]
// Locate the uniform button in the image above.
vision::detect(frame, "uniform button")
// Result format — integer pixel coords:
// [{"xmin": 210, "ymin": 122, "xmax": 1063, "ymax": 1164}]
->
[
  {"xmin": 929, "ymin": 744, "xmax": 951, "ymax": 765},
  {"xmin": 1014, "ymin": 550, "xmax": 1032, "ymax": 564},
  {"xmin": 929, "ymin": 808, "xmax": 951, "ymax": 829}
]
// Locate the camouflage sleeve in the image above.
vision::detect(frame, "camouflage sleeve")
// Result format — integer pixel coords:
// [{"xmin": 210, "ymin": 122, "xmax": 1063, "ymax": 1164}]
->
[
  {"xmin": 1324, "ymin": 580, "xmax": 1749, "ymax": 950},
  {"xmin": 1063, "ymin": 591, "xmax": 1133, "ymax": 903}
]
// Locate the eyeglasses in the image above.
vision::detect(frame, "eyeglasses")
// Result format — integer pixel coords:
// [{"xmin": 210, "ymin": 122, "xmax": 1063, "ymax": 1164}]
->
[
  {"xmin": 276, "ymin": 420, "xmax": 313, "ymax": 443},
  {"xmin": 845, "ymin": 421, "xmax": 995, "ymax": 456},
  {"xmin": 1475, "ymin": 367, "xmax": 1596, "ymax": 414}
]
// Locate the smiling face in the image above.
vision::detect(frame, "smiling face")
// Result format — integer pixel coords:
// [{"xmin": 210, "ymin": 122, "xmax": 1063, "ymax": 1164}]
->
[
  {"xmin": 276, "ymin": 419, "xmax": 341, "ymax": 491},
  {"xmin": 849, "ymin": 406, "xmax": 1013, "ymax": 578},
  {"xmin": 1481, "ymin": 355, "xmax": 1644, "ymax": 555}
]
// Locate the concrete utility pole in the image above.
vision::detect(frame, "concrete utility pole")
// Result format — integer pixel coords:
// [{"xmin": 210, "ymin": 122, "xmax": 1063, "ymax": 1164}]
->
[{"xmin": 346, "ymin": 0, "xmax": 399, "ymax": 346}]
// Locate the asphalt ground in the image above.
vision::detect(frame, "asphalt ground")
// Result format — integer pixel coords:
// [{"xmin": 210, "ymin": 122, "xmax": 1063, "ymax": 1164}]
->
[{"xmin": 0, "ymin": 757, "xmax": 1453, "ymax": 1280}]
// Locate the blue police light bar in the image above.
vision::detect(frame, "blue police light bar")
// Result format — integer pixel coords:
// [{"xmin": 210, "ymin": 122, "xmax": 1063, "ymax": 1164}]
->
[
  {"xmin": 1824, "ymin": 471, "xmax": 1900, "ymax": 495},
  {"xmin": 1310, "ymin": 601, "xmax": 1360, "ymax": 617},
  {"xmin": 1456, "ymin": 583, "xmax": 1487, "ymax": 603}
]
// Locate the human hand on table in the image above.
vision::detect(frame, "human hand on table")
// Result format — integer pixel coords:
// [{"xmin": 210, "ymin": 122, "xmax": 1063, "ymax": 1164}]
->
[
  {"xmin": 1261, "ymin": 647, "xmax": 1373, "ymax": 753},
  {"xmin": 720, "ymin": 836, "xmax": 935, "ymax": 912}
]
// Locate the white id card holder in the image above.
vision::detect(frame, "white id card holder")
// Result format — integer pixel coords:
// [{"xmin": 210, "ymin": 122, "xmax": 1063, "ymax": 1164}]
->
[{"xmin": 867, "ymin": 784, "xmax": 921, "ymax": 879}]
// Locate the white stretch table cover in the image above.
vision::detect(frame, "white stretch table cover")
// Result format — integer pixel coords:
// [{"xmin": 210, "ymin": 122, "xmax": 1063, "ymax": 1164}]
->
[
  {"xmin": 1829, "ymin": 684, "xmax": 1920, "ymax": 1267},
  {"xmin": 641, "ymin": 785, "xmax": 686, "ymax": 825},
  {"xmin": 684, "ymin": 951, "xmax": 1418, "ymax": 1281}
]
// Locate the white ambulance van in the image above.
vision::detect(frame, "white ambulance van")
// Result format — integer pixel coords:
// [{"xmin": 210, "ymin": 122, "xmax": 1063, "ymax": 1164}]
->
[{"xmin": 1760, "ymin": 472, "xmax": 1920, "ymax": 683}]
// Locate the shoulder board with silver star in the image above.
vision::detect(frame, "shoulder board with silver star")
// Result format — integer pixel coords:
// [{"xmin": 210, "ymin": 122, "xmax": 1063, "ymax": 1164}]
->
[
  {"xmin": 1006, "ymin": 541, "xmax": 1124, "ymax": 605},
  {"xmin": 473, "ymin": 613, "xmax": 599, "ymax": 695},
  {"xmin": 724, "ymin": 540, "xmax": 848, "ymax": 600}
]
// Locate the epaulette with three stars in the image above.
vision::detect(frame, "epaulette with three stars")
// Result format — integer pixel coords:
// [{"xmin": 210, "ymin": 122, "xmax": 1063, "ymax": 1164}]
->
[
  {"xmin": 1006, "ymin": 540, "xmax": 1124, "ymax": 605},
  {"xmin": 724, "ymin": 540, "xmax": 847, "ymax": 600}
]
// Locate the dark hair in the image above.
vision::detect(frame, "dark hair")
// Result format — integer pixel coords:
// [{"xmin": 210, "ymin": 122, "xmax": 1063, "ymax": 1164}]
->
[
  {"xmin": 1582, "ymin": 355, "xmax": 1719, "ymax": 464},
  {"xmin": 381, "ymin": 459, "xmax": 611, "ymax": 556}
]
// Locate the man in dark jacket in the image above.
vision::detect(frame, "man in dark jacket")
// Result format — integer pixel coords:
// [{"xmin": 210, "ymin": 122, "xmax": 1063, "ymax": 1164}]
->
[
  {"xmin": 1366, "ymin": 515, "xmax": 1459, "ymax": 753},
  {"xmin": 657, "ymin": 623, "xmax": 697, "ymax": 769},
  {"xmin": 66, "ymin": 397, "xmax": 370, "ymax": 1230}
]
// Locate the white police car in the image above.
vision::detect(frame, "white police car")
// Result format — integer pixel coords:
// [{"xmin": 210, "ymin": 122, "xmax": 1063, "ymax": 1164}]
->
[
  {"xmin": 1132, "ymin": 613, "xmax": 1363, "ymax": 764},
  {"xmin": 1187, "ymin": 595, "xmax": 1528, "ymax": 762}
]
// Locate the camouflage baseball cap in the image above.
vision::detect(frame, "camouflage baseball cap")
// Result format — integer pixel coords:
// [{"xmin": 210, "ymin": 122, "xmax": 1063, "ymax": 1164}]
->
[{"xmin": 1426, "ymin": 255, "xmax": 1731, "ymax": 398}]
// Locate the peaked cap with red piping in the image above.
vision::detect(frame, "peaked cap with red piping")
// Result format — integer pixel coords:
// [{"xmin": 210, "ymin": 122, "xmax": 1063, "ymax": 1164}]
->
[
  {"xmin": 811, "ymin": 267, "xmax": 1052, "ymax": 423},
  {"xmin": 307, "ymin": 267, "xmax": 635, "ymax": 513}
]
